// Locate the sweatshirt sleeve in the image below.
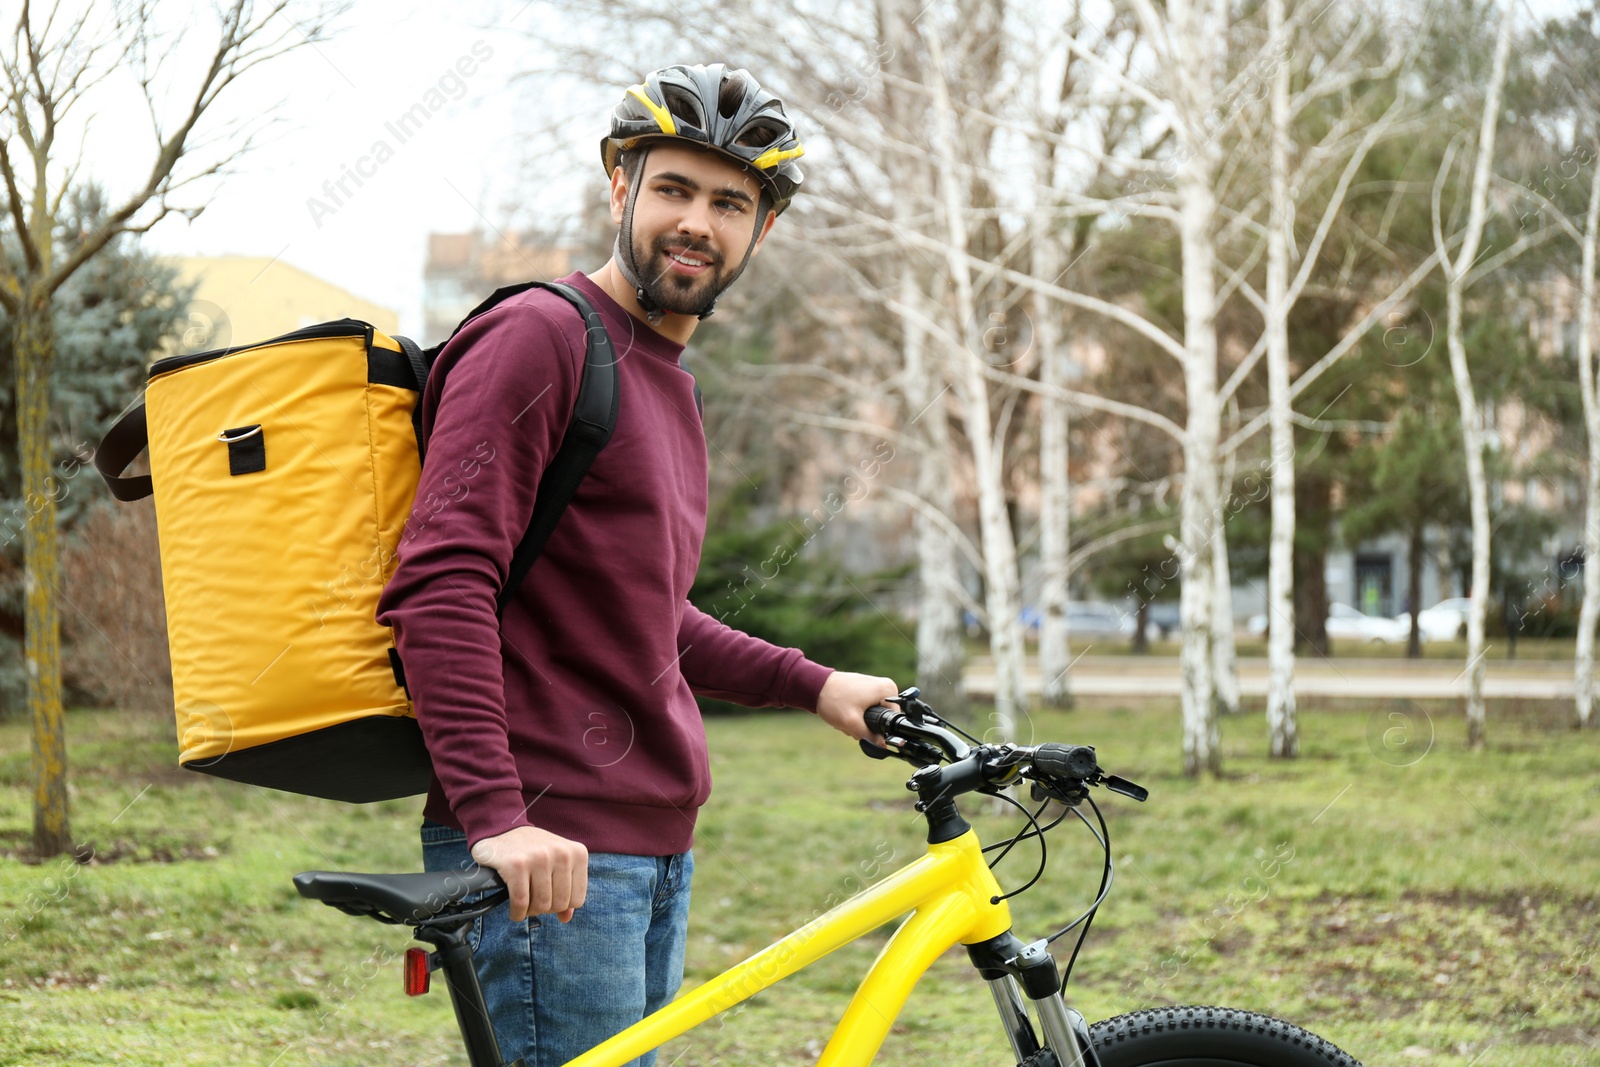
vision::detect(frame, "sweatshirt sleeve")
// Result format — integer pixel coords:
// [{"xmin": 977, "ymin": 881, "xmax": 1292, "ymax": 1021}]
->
[
  {"xmin": 676, "ymin": 602, "xmax": 835, "ymax": 712},
  {"xmin": 375, "ymin": 304, "xmax": 582, "ymax": 848}
]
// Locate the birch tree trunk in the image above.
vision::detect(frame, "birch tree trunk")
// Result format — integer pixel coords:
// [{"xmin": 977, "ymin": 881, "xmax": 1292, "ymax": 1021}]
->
[
  {"xmin": 1450, "ymin": 299, "xmax": 1493, "ymax": 749},
  {"xmin": 1575, "ymin": 137, "xmax": 1600, "ymax": 730},
  {"xmin": 902, "ymin": 264, "xmax": 968, "ymax": 716},
  {"xmin": 1212, "ymin": 449, "xmax": 1241, "ymax": 717},
  {"xmin": 1169, "ymin": 0, "xmax": 1225, "ymax": 774},
  {"xmin": 1265, "ymin": 0, "xmax": 1299, "ymax": 756},
  {"xmin": 924, "ymin": 22, "xmax": 1028, "ymax": 739},
  {"xmin": 1039, "ymin": 329, "xmax": 1072, "ymax": 708},
  {"xmin": 1440, "ymin": 0, "xmax": 1514, "ymax": 749},
  {"xmin": 1035, "ymin": 157, "xmax": 1072, "ymax": 709},
  {"xmin": 881, "ymin": 0, "xmax": 966, "ymax": 716}
]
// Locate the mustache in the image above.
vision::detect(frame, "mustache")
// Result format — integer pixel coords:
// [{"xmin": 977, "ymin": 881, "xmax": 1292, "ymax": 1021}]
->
[{"xmin": 654, "ymin": 237, "xmax": 723, "ymax": 267}]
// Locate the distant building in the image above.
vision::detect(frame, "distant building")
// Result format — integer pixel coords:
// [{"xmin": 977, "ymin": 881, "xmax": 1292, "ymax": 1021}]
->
[
  {"xmin": 423, "ymin": 231, "xmax": 574, "ymax": 344},
  {"xmin": 163, "ymin": 256, "xmax": 398, "ymax": 353}
]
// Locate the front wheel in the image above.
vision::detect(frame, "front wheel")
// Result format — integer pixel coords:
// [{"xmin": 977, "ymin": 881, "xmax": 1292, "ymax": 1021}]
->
[{"xmin": 1088, "ymin": 1006, "xmax": 1362, "ymax": 1066}]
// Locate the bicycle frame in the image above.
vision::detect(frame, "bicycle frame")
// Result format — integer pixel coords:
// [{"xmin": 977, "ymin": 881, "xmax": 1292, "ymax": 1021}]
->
[{"xmin": 562, "ymin": 827, "xmax": 1015, "ymax": 1067}]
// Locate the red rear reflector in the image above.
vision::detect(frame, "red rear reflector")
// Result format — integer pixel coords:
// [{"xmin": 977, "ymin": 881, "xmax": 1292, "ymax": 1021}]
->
[{"xmin": 404, "ymin": 947, "xmax": 431, "ymax": 996}]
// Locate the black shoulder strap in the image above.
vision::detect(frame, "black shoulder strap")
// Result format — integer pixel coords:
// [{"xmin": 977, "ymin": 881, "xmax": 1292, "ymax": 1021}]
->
[
  {"xmin": 407, "ymin": 279, "xmax": 566, "ymax": 464},
  {"xmin": 492, "ymin": 282, "xmax": 618, "ymax": 617},
  {"xmin": 380, "ymin": 281, "xmax": 618, "ymax": 618},
  {"xmin": 396, "ymin": 335, "xmax": 429, "ymax": 456}
]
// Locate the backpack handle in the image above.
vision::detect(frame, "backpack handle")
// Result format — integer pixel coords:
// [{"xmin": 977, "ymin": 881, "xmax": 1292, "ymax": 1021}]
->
[{"xmin": 95, "ymin": 402, "xmax": 154, "ymax": 502}]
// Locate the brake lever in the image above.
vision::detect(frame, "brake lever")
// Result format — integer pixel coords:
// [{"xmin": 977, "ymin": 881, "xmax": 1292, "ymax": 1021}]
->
[
  {"xmin": 1103, "ymin": 774, "xmax": 1149, "ymax": 802},
  {"xmin": 863, "ymin": 732, "xmax": 945, "ymax": 769},
  {"xmin": 858, "ymin": 739, "xmax": 891, "ymax": 761}
]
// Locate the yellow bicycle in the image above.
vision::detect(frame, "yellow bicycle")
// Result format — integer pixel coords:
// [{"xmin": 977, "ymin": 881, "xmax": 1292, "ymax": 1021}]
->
[{"xmin": 295, "ymin": 689, "xmax": 1363, "ymax": 1067}]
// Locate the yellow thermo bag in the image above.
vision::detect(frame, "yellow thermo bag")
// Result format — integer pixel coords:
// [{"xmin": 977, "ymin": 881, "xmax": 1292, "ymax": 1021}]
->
[
  {"xmin": 94, "ymin": 282, "xmax": 618, "ymax": 803},
  {"xmin": 97, "ymin": 320, "xmax": 431, "ymax": 801}
]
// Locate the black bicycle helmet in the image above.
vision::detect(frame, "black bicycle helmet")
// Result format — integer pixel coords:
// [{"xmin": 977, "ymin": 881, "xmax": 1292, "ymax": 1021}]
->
[{"xmin": 601, "ymin": 63, "xmax": 805, "ymax": 214}]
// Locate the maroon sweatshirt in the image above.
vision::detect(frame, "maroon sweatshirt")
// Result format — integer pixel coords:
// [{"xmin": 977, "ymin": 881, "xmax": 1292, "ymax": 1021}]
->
[{"xmin": 376, "ymin": 271, "xmax": 834, "ymax": 854}]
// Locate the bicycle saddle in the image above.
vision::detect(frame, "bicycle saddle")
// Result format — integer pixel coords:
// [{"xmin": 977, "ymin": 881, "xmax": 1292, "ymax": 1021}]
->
[{"xmin": 293, "ymin": 866, "xmax": 504, "ymax": 924}]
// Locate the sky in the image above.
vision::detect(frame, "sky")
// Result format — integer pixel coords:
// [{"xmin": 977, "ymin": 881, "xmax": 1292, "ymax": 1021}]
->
[{"xmin": 54, "ymin": 0, "xmax": 609, "ymax": 340}]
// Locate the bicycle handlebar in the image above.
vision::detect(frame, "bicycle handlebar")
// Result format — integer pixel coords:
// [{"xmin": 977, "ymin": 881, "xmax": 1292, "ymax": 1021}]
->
[{"xmin": 863, "ymin": 690, "xmax": 1148, "ymax": 807}]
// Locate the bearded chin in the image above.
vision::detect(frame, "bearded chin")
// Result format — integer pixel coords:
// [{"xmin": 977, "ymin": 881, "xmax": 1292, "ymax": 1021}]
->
[{"xmin": 635, "ymin": 236, "xmax": 725, "ymax": 317}]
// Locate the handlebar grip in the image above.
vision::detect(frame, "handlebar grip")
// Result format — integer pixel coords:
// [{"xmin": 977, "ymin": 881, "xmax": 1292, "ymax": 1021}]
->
[
  {"xmin": 1034, "ymin": 743, "xmax": 1099, "ymax": 780},
  {"xmin": 864, "ymin": 704, "xmax": 899, "ymax": 736}
]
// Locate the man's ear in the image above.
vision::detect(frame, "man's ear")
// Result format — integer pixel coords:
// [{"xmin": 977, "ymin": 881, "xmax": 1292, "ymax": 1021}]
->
[
  {"xmin": 609, "ymin": 166, "xmax": 630, "ymax": 225},
  {"xmin": 749, "ymin": 210, "xmax": 778, "ymax": 256}
]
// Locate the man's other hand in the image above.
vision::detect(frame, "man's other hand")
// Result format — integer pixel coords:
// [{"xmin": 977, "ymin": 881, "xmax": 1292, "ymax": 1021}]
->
[
  {"xmin": 815, "ymin": 671, "xmax": 900, "ymax": 745},
  {"xmin": 470, "ymin": 825, "xmax": 589, "ymax": 923}
]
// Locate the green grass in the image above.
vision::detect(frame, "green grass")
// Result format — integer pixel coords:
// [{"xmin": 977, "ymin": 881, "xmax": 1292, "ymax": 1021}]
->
[{"xmin": 1, "ymin": 701, "xmax": 1597, "ymax": 1067}]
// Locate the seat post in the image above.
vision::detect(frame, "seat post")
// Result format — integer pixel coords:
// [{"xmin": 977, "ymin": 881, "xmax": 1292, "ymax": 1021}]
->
[{"xmin": 413, "ymin": 920, "xmax": 524, "ymax": 1067}]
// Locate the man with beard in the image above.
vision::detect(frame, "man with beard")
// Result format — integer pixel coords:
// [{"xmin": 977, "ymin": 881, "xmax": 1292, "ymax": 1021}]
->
[{"xmin": 376, "ymin": 63, "xmax": 899, "ymax": 1067}]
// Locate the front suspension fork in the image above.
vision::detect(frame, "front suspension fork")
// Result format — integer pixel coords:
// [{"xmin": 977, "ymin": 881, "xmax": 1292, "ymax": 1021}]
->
[{"xmin": 971, "ymin": 933, "xmax": 1101, "ymax": 1067}]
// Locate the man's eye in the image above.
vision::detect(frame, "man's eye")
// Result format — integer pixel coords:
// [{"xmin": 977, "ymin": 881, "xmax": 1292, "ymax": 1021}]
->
[{"xmin": 717, "ymin": 200, "xmax": 744, "ymax": 213}]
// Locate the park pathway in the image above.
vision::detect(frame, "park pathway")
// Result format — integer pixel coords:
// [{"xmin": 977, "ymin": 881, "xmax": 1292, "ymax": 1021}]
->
[{"xmin": 963, "ymin": 653, "xmax": 1580, "ymax": 700}]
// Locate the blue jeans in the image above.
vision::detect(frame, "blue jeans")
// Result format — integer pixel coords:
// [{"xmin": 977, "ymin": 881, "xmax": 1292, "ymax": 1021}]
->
[{"xmin": 421, "ymin": 819, "xmax": 694, "ymax": 1067}]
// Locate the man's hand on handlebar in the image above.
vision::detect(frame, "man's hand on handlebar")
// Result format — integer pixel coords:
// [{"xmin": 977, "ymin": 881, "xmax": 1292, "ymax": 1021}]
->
[
  {"xmin": 470, "ymin": 825, "xmax": 589, "ymax": 923},
  {"xmin": 815, "ymin": 671, "xmax": 898, "ymax": 746}
]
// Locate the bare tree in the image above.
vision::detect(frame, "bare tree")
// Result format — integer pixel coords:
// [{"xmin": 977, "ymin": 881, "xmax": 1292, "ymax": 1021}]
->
[
  {"xmin": 1035, "ymin": 220, "xmax": 1072, "ymax": 708},
  {"xmin": 920, "ymin": 17, "xmax": 1030, "ymax": 739},
  {"xmin": 1263, "ymin": 0, "xmax": 1298, "ymax": 756},
  {"xmin": 1034, "ymin": 35, "xmax": 1073, "ymax": 710},
  {"xmin": 882, "ymin": 0, "xmax": 966, "ymax": 716},
  {"xmin": 1575, "ymin": 151, "xmax": 1600, "ymax": 729},
  {"xmin": 1247, "ymin": 0, "xmax": 1419, "ymax": 756},
  {"xmin": 1120, "ymin": 0, "xmax": 1230, "ymax": 774},
  {"xmin": 1536, "ymin": 9, "xmax": 1600, "ymax": 731},
  {"xmin": 0, "ymin": 0, "xmax": 342, "ymax": 856},
  {"xmin": 1502, "ymin": 11, "xmax": 1600, "ymax": 731},
  {"xmin": 1433, "ymin": 0, "xmax": 1515, "ymax": 749},
  {"xmin": 1212, "ymin": 447, "xmax": 1240, "ymax": 718}
]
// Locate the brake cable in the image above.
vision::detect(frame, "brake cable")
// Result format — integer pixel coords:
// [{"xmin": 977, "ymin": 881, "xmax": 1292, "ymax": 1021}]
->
[
  {"xmin": 978, "ymin": 776, "xmax": 1115, "ymax": 989},
  {"xmin": 981, "ymin": 793, "xmax": 1051, "ymax": 867},
  {"xmin": 980, "ymin": 787, "xmax": 1050, "ymax": 904},
  {"xmin": 982, "ymin": 800, "xmax": 1074, "ymax": 856},
  {"xmin": 1052, "ymin": 794, "xmax": 1114, "ymax": 990}
]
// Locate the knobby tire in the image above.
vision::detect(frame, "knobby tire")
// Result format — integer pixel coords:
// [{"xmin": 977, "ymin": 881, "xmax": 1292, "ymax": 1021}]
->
[{"xmin": 1087, "ymin": 1005, "xmax": 1363, "ymax": 1067}]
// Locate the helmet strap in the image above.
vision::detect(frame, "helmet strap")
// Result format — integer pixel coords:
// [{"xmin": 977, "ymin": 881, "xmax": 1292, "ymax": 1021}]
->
[
  {"xmin": 615, "ymin": 149, "xmax": 667, "ymax": 325},
  {"xmin": 692, "ymin": 198, "xmax": 769, "ymax": 320}
]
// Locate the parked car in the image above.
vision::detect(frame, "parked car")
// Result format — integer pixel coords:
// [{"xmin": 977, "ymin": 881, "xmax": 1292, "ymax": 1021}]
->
[
  {"xmin": 1246, "ymin": 602, "xmax": 1417, "ymax": 645},
  {"xmin": 1400, "ymin": 597, "xmax": 1471, "ymax": 642},
  {"xmin": 1063, "ymin": 601, "xmax": 1139, "ymax": 643},
  {"xmin": 1327, "ymin": 602, "xmax": 1414, "ymax": 644},
  {"xmin": 1011, "ymin": 602, "xmax": 1140, "ymax": 638}
]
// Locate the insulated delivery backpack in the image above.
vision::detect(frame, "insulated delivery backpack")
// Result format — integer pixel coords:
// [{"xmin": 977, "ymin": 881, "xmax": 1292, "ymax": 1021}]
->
[{"xmin": 94, "ymin": 281, "xmax": 618, "ymax": 803}]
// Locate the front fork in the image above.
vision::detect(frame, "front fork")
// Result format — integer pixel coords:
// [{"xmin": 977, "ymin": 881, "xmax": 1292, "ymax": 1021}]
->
[{"xmin": 970, "ymin": 933, "xmax": 1101, "ymax": 1067}]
